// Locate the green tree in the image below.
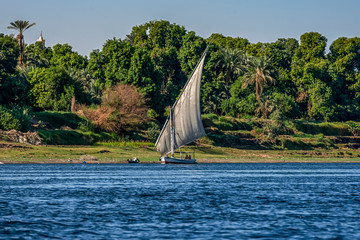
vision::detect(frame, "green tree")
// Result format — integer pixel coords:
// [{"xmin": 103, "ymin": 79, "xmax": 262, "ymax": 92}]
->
[
  {"xmin": 270, "ymin": 92, "xmax": 300, "ymax": 119},
  {"xmin": 0, "ymin": 34, "xmax": 30, "ymax": 106},
  {"xmin": 209, "ymin": 33, "xmax": 250, "ymax": 51},
  {"xmin": 103, "ymin": 38, "xmax": 134, "ymax": 87},
  {"xmin": 217, "ymin": 47, "xmax": 245, "ymax": 86},
  {"xmin": 221, "ymin": 76, "xmax": 257, "ymax": 117},
  {"xmin": 328, "ymin": 37, "xmax": 360, "ymax": 119},
  {"xmin": 308, "ymin": 80, "xmax": 335, "ymax": 120},
  {"xmin": 151, "ymin": 46, "xmax": 183, "ymax": 97},
  {"xmin": 66, "ymin": 68, "xmax": 99, "ymax": 103},
  {"xmin": 87, "ymin": 38, "xmax": 134, "ymax": 92},
  {"xmin": 87, "ymin": 49, "xmax": 106, "ymax": 92},
  {"xmin": 201, "ymin": 42, "xmax": 227, "ymax": 114},
  {"xmin": 242, "ymin": 56, "xmax": 275, "ymax": 101},
  {"xmin": 50, "ymin": 44, "xmax": 87, "ymax": 69},
  {"xmin": 259, "ymin": 38, "xmax": 299, "ymax": 99},
  {"xmin": 178, "ymin": 31, "xmax": 206, "ymax": 78},
  {"xmin": 0, "ymin": 34, "xmax": 19, "ymax": 75},
  {"xmin": 127, "ymin": 46, "xmax": 160, "ymax": 110},
  {"xmin": 24, "ymin": 42, "xmax": 52, "ymax": 68},
  {"xmin": 265, "ymin": 38, "xmax": 298, "ymax": 70},
  {"xmin": 27, "ymin": 66, "xmax": 82, "ymax": 111},
  {"xmin": 128, "ymin": 20, "xmax": 190, "ymax": 115},
  {"xmin": 129, "ymin": 20, "xmax": 186, "ymax": 50},
  {"xmin": 148, "ymin": 20, "xmax": 186, "ymax": 49},
  {"xmin": 7, "ymin": 20, "xmax": 36, "ymax": 64},
  {"xmin": 246, "ymin": 42, "xmax": 267, "ymax": 57},
  {"xmin": 291, "ymin": 32, "xmax": 330, "ymax": 118}
]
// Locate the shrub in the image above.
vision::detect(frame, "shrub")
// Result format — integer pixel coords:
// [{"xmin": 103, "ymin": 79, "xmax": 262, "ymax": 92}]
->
[
  {"xmin": 145, "ymin": 124, "xmax": 161, "ymax": 142},
  {"xmin": 236, "ymin": 93, "xmax": 257, "ymax": 116},
  {"xmin": 147, "ymin": 109, "xmax": 159, "ymax": 119},
  {"xmin": 347, "ymin": 121, "xmax": 360, "ymax": 136},
  {"xmin": 271, "ymin": 92, "xmax": 300, "ymax": 119},
  {"xmin": 10, "ymin": 106, "xmax": 31, "ymax": 131},
  {"xmin": 221, "ymin": 98, "xmax": 239, "ymax": 117},
  {"xmin": 0, "ymin": 108, "xmax": 21, "ymax": 131},
  {"xmin": 78, "ymin": 120, "xmax": 95, "ymax": 132},
  {"xmin": 0, "ymin": 105, "xmax": 31, "ymax": 131},
  {"xmin": 76, "ymin": 84, "xmax": 149, "ymax": 133}
]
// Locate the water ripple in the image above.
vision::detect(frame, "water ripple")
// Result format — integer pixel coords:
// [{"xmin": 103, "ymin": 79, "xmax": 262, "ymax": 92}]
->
[{"xmin": 1, "ymin": 163, "xmax": 360, "ymax": 239}]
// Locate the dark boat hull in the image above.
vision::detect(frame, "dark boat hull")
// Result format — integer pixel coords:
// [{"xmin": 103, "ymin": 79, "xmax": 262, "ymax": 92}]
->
[
  {"xmin": 160, "ymin": 157, "xmax": 197, "ymax": 164},
  {"xmin": 127, "ymin": 158, "xmax": 140, "ymax": 163}
]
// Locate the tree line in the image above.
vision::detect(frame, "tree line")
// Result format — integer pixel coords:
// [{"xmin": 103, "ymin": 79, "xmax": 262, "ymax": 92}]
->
[{"xmin": 1, "ymin": 20, "xmax": 360, "ymax": 133}]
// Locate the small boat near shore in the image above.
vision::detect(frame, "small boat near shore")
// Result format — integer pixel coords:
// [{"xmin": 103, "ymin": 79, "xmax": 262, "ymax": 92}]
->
[
  {"xmin": 160, "ymin": 156, "xmax": 196, "ymax": 164},
  {"xmin": 127, "ymin": 157, "xmax": 140, "ymax": 163},
  {"xmin": 160, "ymin": 150, "xmax": 197, "ymax": 164}
]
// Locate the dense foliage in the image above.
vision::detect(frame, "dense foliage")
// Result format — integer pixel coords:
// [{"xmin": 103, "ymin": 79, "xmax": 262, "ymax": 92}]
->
[
  {"xmin": 0, "ymin": 105, "xmax": 31, "ymax": 131},
  {"xmin": 1, "ymin": 19, "xmax": 360, "ymax": 134}
]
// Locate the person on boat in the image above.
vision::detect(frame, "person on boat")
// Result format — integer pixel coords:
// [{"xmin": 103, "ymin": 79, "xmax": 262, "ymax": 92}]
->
[
  {"xmin": 185, "ymin": 155, "xmax": 189, "ymax": 159},
  {"xmin": 188, "ymin": 155, "xmax": 191, "ymax": 159}
]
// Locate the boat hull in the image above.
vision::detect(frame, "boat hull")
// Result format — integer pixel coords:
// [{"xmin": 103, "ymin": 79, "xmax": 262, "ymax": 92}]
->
[
  {"xmin": 127, "ymin": 157, "xmax": 140, "ymax": 163},
  {"xmin": 161, "ymin": 157, "xmax": 197, "ymax": 164}
]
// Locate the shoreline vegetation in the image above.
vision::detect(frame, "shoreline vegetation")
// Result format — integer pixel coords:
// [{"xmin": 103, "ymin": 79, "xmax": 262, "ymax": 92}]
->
[
  {"xmin": 1, "ymin": 112, "xmax": 360, "ymax": 164},
  {"xmin": 1, "ymin": 20, "xmax": 360, "ymax": 163},
  {"xmin": 1, "ymin": 140, "xmax": 360, "ymax": 164}
]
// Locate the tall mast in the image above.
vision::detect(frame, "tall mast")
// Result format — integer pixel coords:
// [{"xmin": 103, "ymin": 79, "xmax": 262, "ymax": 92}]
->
[{"xmin": 170, "ymin": 107, "xmax": 175, "ymax": 157}]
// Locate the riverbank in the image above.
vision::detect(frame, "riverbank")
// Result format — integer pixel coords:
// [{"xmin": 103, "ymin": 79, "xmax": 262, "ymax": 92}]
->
[
  {"xmin": 2, "ymin": 112, "xmax": 360, "ymax": 164},
  {"xmin": 1, "ymin": 140, "xmax": 360, "ymax": 164}
]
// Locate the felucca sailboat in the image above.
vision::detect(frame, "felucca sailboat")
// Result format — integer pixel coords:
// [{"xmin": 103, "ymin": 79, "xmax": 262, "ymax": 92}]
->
[{"xmin": 155, "ymin": 45, "xmax": 209, "ymax": 164}]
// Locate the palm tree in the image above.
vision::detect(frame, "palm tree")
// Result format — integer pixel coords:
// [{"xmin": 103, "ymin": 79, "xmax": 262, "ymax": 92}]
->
[
  {"xmin": 217, "ymin": 48, "xmax": 245, "ymax": 86},
  {"xmin": 7, "ymin": 20, "xmax": 36, "ymax": 64},
  {"xmin": 255, "ymin": 97, "xmax": 274, "ymax": 118},
  {"xmin": 242, "ymin": 56, "xmax": 275, "ymax": 101},
  {"xmin": 67, "ymin": 68, "xmax": 101, "ymax": 99}
]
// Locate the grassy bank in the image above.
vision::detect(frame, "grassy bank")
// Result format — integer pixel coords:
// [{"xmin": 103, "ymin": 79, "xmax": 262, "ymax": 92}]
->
[
  {"xmin": 1, "ymin": 140, "xmax": 360, "ymax": 164},
  {"xmin": 28, "ymin": 112, "xmax": 360, "ymax": 149},
  {"xmin": 1, "ymin": 111, "xmax": 360, "ymax": 163}
]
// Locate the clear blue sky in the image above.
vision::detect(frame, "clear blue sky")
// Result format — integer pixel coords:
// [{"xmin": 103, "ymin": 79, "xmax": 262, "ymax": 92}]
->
[{"xmin": 1, "ymin": 0, "xmax": 359, "ymax": 56}]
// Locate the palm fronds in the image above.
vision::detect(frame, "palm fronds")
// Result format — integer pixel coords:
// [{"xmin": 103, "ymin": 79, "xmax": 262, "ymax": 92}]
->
[
  {"xmin": 242, "ymin": 56, "xmax": 275, "ymax": 100},
  {"xmin": 7, "ymin": 20, "xmax": 36, "ymax": 33}
]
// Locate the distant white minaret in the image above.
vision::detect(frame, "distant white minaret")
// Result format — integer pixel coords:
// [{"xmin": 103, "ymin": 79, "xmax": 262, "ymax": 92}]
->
[{"xmin": 36, "ymin": 32, "xmax": 45, "ymax": 47}]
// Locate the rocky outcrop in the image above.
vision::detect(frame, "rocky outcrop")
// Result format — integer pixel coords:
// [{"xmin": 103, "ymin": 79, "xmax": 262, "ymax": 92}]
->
[{"xmin": 0, "ymin": 130, "xmax": 42, "ymax": 145}]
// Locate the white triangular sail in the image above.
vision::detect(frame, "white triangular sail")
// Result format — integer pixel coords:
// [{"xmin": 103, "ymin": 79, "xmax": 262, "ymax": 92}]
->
[{"xmin": 155, "ymin": 53, "xmax": 206, "ymax": 156}]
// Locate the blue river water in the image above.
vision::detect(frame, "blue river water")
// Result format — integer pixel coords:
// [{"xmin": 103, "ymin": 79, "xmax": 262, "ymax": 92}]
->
[{"xmin": 1, "ymin": 163, "xmax": 360, "ymax": 239}]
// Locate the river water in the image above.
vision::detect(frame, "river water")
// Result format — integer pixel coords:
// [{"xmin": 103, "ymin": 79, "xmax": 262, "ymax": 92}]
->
[{"xmin": 1, "ymin": 163, "xmax": 360, "ymax": 239}]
